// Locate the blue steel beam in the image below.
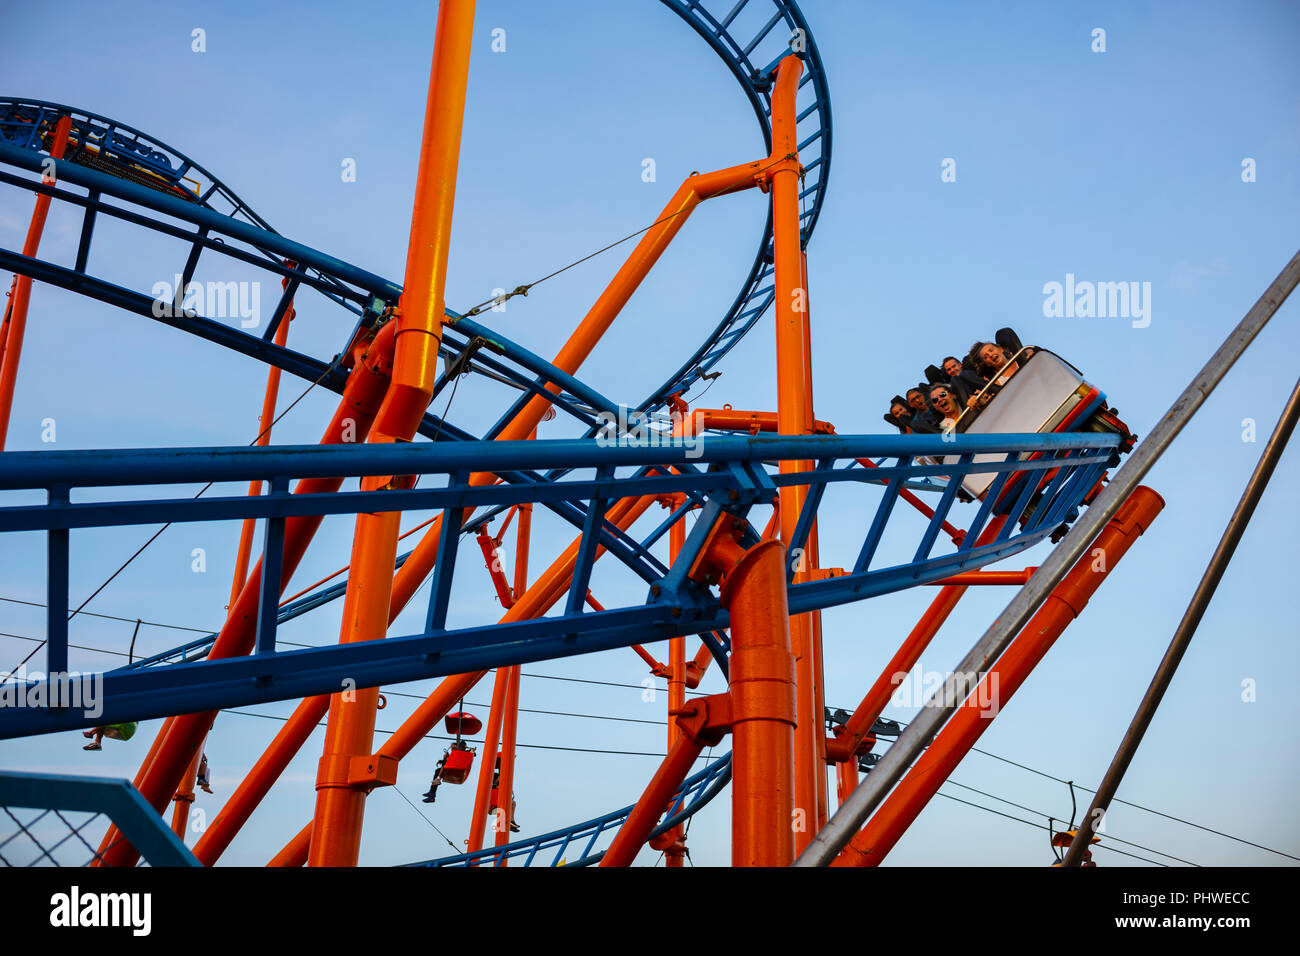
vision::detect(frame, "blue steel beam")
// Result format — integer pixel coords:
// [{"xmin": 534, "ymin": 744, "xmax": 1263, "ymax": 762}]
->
[
  {"xmin": 0, "ymin": 515, "xmax": 1065, "ymax": 740},
  {"xmin": 0, "ymin": 434, "xmax": 1116, "ymax": 738}
]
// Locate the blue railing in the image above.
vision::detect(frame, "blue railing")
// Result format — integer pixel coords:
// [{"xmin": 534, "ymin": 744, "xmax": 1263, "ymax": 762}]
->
[{"xmin": 0, "ymin": 770, "xmax": 199, "ymax": 867}]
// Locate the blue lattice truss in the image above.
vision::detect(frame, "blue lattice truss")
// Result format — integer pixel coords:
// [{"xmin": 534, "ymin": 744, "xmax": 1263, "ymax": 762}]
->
[{"xmin": 0, "ymin": 430, "xmax": 1117, "ymax": 739}]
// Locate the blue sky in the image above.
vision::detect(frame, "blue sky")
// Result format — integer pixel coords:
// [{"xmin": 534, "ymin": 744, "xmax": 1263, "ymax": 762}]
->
[{"xmin": 1, "ymin": 0, "xmax": 1297, "ymax": 867}]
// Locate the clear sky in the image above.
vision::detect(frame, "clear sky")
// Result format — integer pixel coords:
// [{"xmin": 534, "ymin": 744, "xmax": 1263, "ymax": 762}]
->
[{"xmin": 1, "ymin": 0, "xmax": 1297, "ymax": 867}]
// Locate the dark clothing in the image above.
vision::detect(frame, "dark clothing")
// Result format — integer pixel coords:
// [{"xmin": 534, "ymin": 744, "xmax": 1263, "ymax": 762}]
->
[
  {"xmin": 908, "ymin": 409, "xmax": 942, "ymax": 434},
  {"xmin": 946, "ymin": 371, "xmax": 982, "ymax": 406}
]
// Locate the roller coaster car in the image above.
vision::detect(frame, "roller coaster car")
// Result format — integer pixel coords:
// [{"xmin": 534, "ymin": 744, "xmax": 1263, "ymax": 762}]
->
[
  {"xmin": 40, "ymin": 125, "xmax": 201, "ymax": 202},
  {"xmin": 940, "ymin": 349, "xmax": 1136, "ymax": 511}
]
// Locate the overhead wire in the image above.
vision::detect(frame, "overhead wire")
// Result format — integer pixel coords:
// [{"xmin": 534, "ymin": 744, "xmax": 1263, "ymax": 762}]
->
[{"xmin": 1, "ymin": 602, "xmax": 1293, "ymax": 861}]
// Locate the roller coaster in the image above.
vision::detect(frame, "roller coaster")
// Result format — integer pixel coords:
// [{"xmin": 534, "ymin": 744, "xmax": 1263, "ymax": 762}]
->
[{"xmin": 0, "ymin": 0, "xmax": 1296, "ymax": 869}]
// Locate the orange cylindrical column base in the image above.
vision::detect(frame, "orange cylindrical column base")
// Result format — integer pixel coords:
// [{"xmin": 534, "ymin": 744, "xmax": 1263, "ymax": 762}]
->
[
  {"xmin": 724, "ymin": 538, "xmax": 797, "ymax": 867},
  {"xmin": 833, "ymin": 487, "xmax": 1165, "ymax": 866}
]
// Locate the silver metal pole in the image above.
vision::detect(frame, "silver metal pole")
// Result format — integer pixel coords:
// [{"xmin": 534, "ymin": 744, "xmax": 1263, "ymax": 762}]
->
[
  {"xmin": 1062, "ymin": 372, "xmax": 1300, "ymax": 866},
  {"xmin": 795, "ymin": 248, "xmax": 1300, "ymax": 867}
]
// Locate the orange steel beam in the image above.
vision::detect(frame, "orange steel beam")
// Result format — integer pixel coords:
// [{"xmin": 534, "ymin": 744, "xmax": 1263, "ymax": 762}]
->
[
  {"xmin": 723, "ymin": 536, "xmax": 797, "ymax": 866},
  {"xmin": 832, "ymin": 488, "xmax": 1164, "ymax": 866},
  {"xmin": 664, "ymin": 509, "xmax": 688, "ymax": 866},
  {"xmin": 800, "ymin": 247, "xmax": 829, "ymax": 830},
  {"xmin": 466, "ymin": 666, "xmax": 511, "ymax": 854},
  {"xmin": 695, "ymin": 407, "xmax": 836, "ymax": 435},
  {"xmin": 0, "ymin": 115, "xmax": 72, "ymax": 450},
  {"xmin": 599, "ymin": 728, "xmax": 708, "ymax": 867},
  {"xmin": 494, "ymin": 500, "xmax": 528, "ymax": 858},
  {"xmin": 308, "ymin": 504, "xmax": 405, "ymax": 867},
  {"xmin": 929, "ymin": 569, "xmax": 1037, "ymax": 586},
  {"xmin": 825, "ymin": 516, "xmax": 1009, "ymax": 764},
  {"xmin": 169, "ymin": 746, "xmax": 202, "ymax": 837},
  {"xmin": 96, "ymin": 320, "xmax": 398, "ymax": 867},
  {"xmin": 685, "ymin": 640, "xmax": 714, "ymax": 689},
  {"xmin": 765, "ymin": 54, "xmax": 823, "ymax": 844},
  {"xmin": 269, "ymin": 826, "xmax": 310, "ymax": 867},
  {"xmin": 476, "ymin": 528, "xmax": 515, "ymax": 607},
  {"xmin": 582, "ymin": 591, "xmax": 664, "ymax": 672},
  {"xmin": 493, "ymin": 664, "xmax": 521, "ymax": 855},
  {"xmin": 308, "ymin": 0, "xmax": 475, "ymax": 867},
  {"xmin": 835, "ymin": 759, "xmax": 858, "ymax": 806}
]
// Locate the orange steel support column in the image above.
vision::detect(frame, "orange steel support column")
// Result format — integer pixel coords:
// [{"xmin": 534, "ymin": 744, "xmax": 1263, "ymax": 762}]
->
[
  {"xmin": 725, "ymin": 537, "xmax": 797, "ymax": 866},
  {"xmin": 766, "ymin": 55, "xmax": 823, "ymax": 842},
  {"xmin": 833, "ymin": 488, "xmax": 1164, "ymax": 866},
  {"xmin": 307, "ymin": 505, "xmax": 403, "ymax": 867},
  {"xmin": 308, "ymin": 0, "xmax": 474, "ymax": 867},
  {"xmin": 800, "ymin": 249, "xmax": 828, "ymax": 830},
  {"xmin": 466, "ymin": 667, "xmax": 511, "ymax": 853},
  {"xmin": 599, "ymin": 732, "xmax": 707, "ymax": 867},
  {"xmin": 494, "ymin": 496, "xmax": 529, "ymax": 856},
  {"xmin": 494, "ymin": 665, "xmax": 520, "ymax": 854},
  {"xmin": 664, "ymin": 512, "xmax": 688, "ymax": 866},
  {"xmin": 97, "ymin": 323, "xmax": 398, "ymax": 867},
  {"xmin": 835, "ymin": 760, "xmax": 858, "ymax": 806},
  {"xmin": 169, "ymin": 748, "xmax": 200, "ymax": 837},
  {"xmin": 0, "ymin": 115, "xmax": 72, "ymax": 450}
]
